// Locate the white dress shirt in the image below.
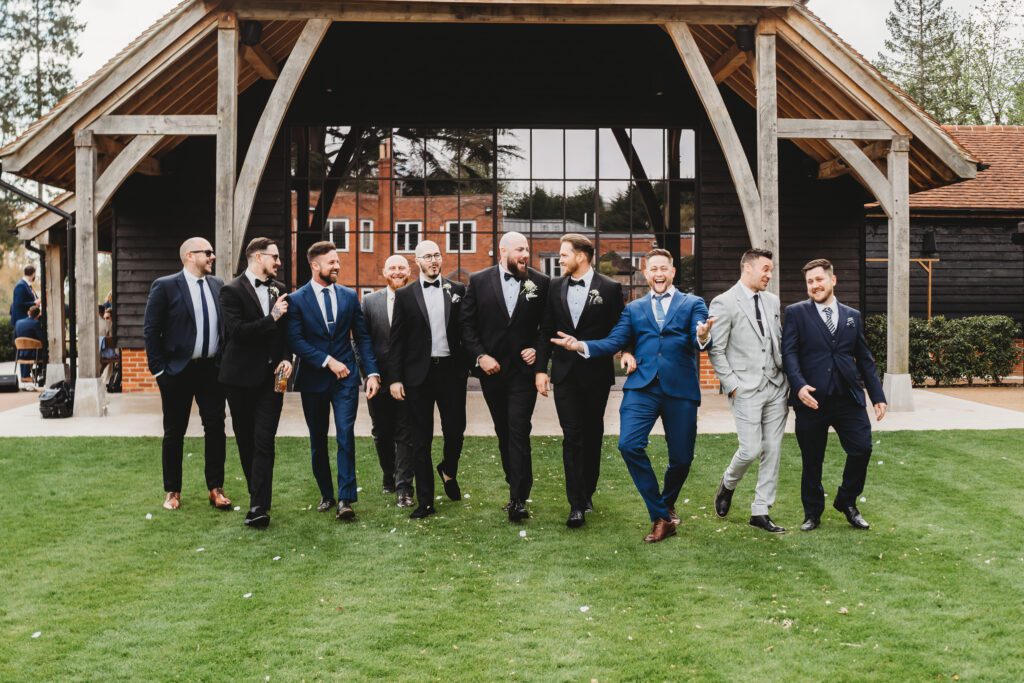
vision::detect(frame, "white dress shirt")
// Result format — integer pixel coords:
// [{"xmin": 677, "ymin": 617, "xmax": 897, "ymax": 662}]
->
[
  {"xmin": 498, "ymin": 264, "xmax": 520, "ymax": 317},
  {"xmin": 815, "ymin": 296, "xmax": 839, "ymax": 331},
  {"xmin": 244, "ymin": 268, "xmax": 270, "ymax": 316},
  {"xmin": 386, "ymin": 287, "xmax": 397, "ymax": 326},
  {"xmin": 182, "ymin": 268, "xmax": 219, "ymax": 359},
  {"xmin": 566, "ymin": 267, "xmax": 594, "ymax": 328},
  {"xmin": 420, "ymin": 275, "xmax": 450, "ymax": 357}
]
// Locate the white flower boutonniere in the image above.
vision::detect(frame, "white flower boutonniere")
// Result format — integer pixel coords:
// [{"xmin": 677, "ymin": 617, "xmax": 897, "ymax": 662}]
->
[
  {"xmin": 267, "ymin": 284, "xmax": 280, "ymax": 300},
  {"xmin": 588, "ymin": 289, "xmax": 603, "ymax": 305},
  {"xmin": 442, "ymin": 281, "xmax": 461, "ymax": 303},
  {"xmin": 521, "ymin": 280, "xmax": 539, "ymax": 301}
]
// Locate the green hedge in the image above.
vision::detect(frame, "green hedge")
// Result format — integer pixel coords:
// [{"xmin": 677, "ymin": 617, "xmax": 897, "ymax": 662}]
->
[
  {"xmin": 0, "ymin": 317, "xmax": 14, "ymax": 363},
  {"xmin": 865, "ymin": 314, "xmax": 1023, "ymax": 386}
]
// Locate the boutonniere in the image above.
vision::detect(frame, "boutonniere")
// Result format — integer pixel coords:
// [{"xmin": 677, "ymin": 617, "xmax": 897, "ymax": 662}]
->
[
  {"xmin": 267, "ymin": 284, "xmax": 280, "ymax": 300},
  {"xmin": 588, "ymin": 289, "xmax": 603, "ymax": 305},
  {"xmin": 442, "ymin": 282, "xmax": 461, "ymax": 303},
  {"xmin": 521, "ymin": 279, "xmax": 538, "ymax": 300}
]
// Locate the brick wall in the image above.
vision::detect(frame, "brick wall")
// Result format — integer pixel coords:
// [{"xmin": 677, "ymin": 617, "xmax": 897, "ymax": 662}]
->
[
  {"xmin": 1014, "ymin": 339, "xmax": 1024, "ymax": 378},
  {"xmin": 698, "ymin": 351, "xmax": 719, "ymax": 391},
  {"xmin": 121, "ymin": 348, "xmax": 157, "ymax": 393}
]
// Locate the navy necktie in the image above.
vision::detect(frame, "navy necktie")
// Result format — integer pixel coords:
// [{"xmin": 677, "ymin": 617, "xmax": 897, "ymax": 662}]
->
[
  {"xmin": 322, "ymin": 288, "xmax": 335, "ymax": 330},
  {"xmin": 197, "ymin": 278, "xmax": 210, "ymax": 358},
  {"xmin": 753, "ymin": 293, "xmax": 765, "ymax": 336},
  {"xmin": 654, "ymin": 293, "xmax": 670, "ymax": 329}
]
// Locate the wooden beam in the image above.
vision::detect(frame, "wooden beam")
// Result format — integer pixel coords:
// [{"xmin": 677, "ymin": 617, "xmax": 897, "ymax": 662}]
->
[
  {"xmin": 710, "ymin": 45, "xmax": 747, "ymax": 84},
  {"xmin": 777, "ymin": 118, "xmax": 894, "ymax": 140},
  {"xmin": 234, "ymin": 18, "xmax": 330, "ymax": 265},
  {"xmin": 217, "ymin": 17, "xmax": 239, "ymax": 281},
  {"xmin": 818, "ymin": 140, "xmax": 888, "ymax": 180},
  {"xmin": 828, "ymin": 139, "xmax": 893, "ymax": 217},
  {"xmin": 746, "ymin": 51, "xmax": 757, "ymax": 89},
  {"xmin": 665, "ymin": 21, "xmax": 761, "ymax": 247},
  {"xmin": 241, "ymin": 43, "xmax": 280, "ymax": 80},
  {"xmin": 93, "ymin": 135, "xmax": 163, "ymax": 213},
  {"xmin": 44, "ymin": 243, "xmax": 66, "ymax": 375},
  {"xmin": 90, "ymin": 115, "xmax": 218, "ymax": 136},
  {"xmin": 756, "ymin": 27, "xmax": 779, "ymax": 295},
  {"xmin": 74, "ymin": 131, "xmax": 100, "ymax": 383},
  {"xmin": 310, "ymin": 126, "xmax": 366, "ymax": 234},
  {"xmin": 95, "ymin": 137, "xmax": 161, "ymax": 176},
  {"xmin": 611, "ymin": 128, "xmax": 666, "ymax": 234},
  {"xmin": 885, "ymin": 134, "xmax": 913, "ymax": 409}
]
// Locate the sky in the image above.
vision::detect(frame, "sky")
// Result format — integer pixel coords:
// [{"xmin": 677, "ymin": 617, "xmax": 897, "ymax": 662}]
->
[{"xmin": 73, "ymin": 0, "xmax": 985, "ymax": 83}]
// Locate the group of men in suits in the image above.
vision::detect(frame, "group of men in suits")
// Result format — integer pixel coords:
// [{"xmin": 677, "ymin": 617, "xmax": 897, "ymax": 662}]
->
[{"xmin": 144, "ymin": 232, "xmax": 887, "ymax": 543}]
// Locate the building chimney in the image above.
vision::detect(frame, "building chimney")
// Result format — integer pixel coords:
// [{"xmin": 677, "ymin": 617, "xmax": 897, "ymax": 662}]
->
[{"xmin": 378, "ymin": 138, "xmax": 393, "ymax": 241}]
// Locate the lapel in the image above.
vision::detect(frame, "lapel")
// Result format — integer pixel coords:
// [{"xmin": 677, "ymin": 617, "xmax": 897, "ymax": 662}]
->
[
  {"xmin": 412, "ymin": 279, "xmax": 430, "ymax": 327},
  {"xmin": 174, "ymin": 272, "xmax": 197, "ymax": 331},
  {"xmin": 807, "ymin": 299, "xmax": 837, "ymax": 345},
  {"xmin": 836, "ymin": 303, "xmax": 851, "ymax": 343},
  {"xmin": 560, "ymin": 278, "xmax": 573, "ymax": 327},
  {"xmin": 488, "ymin": 267, "xmax": 511, "ymax": 324},
  {"xmin": 306, "ymin": 284, "xmax": 332, "ymax": 338},
  {"xmin": 330, "ymin": 284, "xmax": 345, "ymax": 338},
  {"xmin": 239, "ymin": 275, "xmax": 263, "ymax": 314},
  {"xmin": 575, "ymin": 272, "xmax": 601, "ymax": 330},
  {"xmin": 638, "ymin": 292, "xmax": 657, "ymax": 332},
  {"xmin": 442, "ymin": 278, "xmax": 452, "ymax": 326},
  {"xmin": 732, "ymin": 283, "xmax": 762, "ymax": 337},
  {"xmin": 662, "ymin": 290, "xmax": 687, "ymax": 329}
]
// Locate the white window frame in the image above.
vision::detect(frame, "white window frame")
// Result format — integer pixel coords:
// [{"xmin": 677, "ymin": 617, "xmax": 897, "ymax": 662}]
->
[
  {"xmin": 360, "ymin": 287, "xmax": 375, "ymax": 300},
  {"xmin": 327, "ymin": 218, "xmax": 349, "ymax": 252},
  {"xmin": 394, "ymin": 221, "xmax": 422, "ymax": 253},
  {"xmin": 445, "ymin": 220, "xmax": 476, "ymax": 253},
  {"xmin": 542, "ymin": 256, "xmax": 562, "ymax": 278},
  {"xmin": 631, "ymin": 255, "xmax": 645, "ymax": 271},
  {"xmin": 359, "ymin": 219, "xmax": 374, "ymax": 253}
]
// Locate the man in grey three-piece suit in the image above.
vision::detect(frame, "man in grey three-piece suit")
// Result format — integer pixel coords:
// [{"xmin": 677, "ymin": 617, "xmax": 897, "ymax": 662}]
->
[
  {"xmin": 359, "ymin": 255, "xmax": 415, "ymax": 507},
  {"xmin": 708, "ymin": 248, "xmax": 789, "ymax": 533}
]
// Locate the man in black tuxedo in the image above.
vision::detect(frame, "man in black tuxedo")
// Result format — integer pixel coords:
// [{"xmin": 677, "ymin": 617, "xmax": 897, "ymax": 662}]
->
[
  {"xmin": 361, "ymin": 254, "xmax": 415, "ymax": 507},
  {"xmin": 388, "ymin": 240, "xmax": 468, "ymax": 520},
  {"xmin": 782, "ymin": 258, "xmax": 887, "ymax": 532},
  {"xmin": 535, "ymin": 234, "xmax": 628, "ymax": 528},
  {"xmin": 143, "ymin": 237, "xmax": 229, "ymax": 512},
  {"xmin": 218, "ymin": 237, "xmax": 292, "ymax": 529},
  {"xmin": 461, "ymin": 231, "xmax": 549, "ymax": 522}
]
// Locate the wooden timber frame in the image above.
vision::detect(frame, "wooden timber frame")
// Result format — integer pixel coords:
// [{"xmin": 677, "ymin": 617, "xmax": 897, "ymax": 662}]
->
[{"xmin": 1, "ymin": 0, "xmax": 983, "ymax": 415}]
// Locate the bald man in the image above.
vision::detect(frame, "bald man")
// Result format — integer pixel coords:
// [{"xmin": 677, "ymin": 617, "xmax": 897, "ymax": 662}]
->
[
  {"xmin": 460, "ymin": 232, "xmax": 550, "ymax": 522},
  {"xmin": 143, "ymin": 237, "xmax": 230, "ymax": 512},
  {"xmin": 360, "ymin": 255, "xmax": 415, "ymax": 507}
]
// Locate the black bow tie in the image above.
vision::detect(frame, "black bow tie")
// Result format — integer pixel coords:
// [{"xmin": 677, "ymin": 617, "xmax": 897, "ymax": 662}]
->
[
  {"xmin": 422, "ymin": 279, "xmax": 440, "ymax": 288},
  {"xmin": 503, "ymin": 272, "xmax": 516, "ymax": 281},
  {"xmin": 254, "ymin": 278, "xmax": 270, "ymax": 288},
  {"xmin": 568, "ymin": 278, "xmax": 586, "ymax": 287}
]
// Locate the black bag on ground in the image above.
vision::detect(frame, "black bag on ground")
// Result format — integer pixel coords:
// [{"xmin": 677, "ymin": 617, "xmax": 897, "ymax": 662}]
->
[{"xmin": 39, "ymin": 380, "xmax": 74, "ymax": 418}]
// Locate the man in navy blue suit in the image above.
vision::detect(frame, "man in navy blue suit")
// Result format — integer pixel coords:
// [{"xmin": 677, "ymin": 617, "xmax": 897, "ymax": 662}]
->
[
  {"xmin": 287, "ymin": 241, "xmax": 380, "ymax": 521},
  {"xmin": 10, "ymin": 264, "xmax": 40, "ymax": 325},
  {"xmin": 782, "ymin": 258, "xmax": 887, "ymax": 532},
  {"xmin": 551, "ymin": 248, "xmax": 713, "ymax": 543},
  {"xmin": 14, "ymin": 304, "xmax": 43, "ymax": 385},
  {"xmin": 143, "ymin": 237, "xmax": 230, "ymax": 512}
]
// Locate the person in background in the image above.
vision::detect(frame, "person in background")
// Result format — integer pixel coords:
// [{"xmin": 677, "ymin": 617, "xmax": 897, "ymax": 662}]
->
[
  {"xmin": 10, "ymin": 264, "xmax": 40, "ymax": 325},
  {"xmin": 14, "ymin": 305, "xmax": 44, "ymax": 389}
]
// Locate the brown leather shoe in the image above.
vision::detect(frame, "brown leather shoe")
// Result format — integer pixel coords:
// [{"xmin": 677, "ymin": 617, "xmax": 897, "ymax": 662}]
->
[
  {"xmin": 669, "ymin": 508, "xmax": 681, "ymax": 525},
  {"xmin": 336, "ymin": 500, "xmax": 355, "ymax": 521},
  {"xmin": 643, "ymin": 518, "xmax": 677, "ymax": 544},
  {"xmin": 209, "ymin": 488, "xmax": 232, "ymax": 510},
  {"xmin": 163, "ymin": 491, "xmax": 181, "ymax": 510}
]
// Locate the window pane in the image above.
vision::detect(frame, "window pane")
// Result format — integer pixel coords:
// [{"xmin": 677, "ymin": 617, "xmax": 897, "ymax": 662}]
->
[
  {"xmin": 392, "ymin": 130, "xmax": 425, "ymax": 178},
  {"xmin": 630, "ymin": 128, "xmax": 665, "ymax": 181},
  {"xmin": 565, "ymin": 129, "xmax": 596, "ymax": 179},
  {"xmin": 598, "ymin": 128, "xmax": 630, "ymax": 180},
  {"xmin": 499, "ymin": 129, "xmax": 530, "ymax": 179},
  {"xmin": 531, "ymin": 129, "xmax": 563, "ymax": 180}
]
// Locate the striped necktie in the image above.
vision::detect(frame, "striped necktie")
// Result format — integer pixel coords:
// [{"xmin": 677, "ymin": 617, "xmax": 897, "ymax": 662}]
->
[{"xmin": 825, "ymin": 307, "xmax": 836, "ymax": 335}]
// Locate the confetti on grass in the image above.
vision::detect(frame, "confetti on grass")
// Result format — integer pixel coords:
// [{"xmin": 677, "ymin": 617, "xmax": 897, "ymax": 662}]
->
[
  {"xmin": 31, "ymin": 631, "xmax": 41, "ymax": 639},
  {"xmin": 243, "ymin": 593, "xmax": 253, "ymax": 599},
  {"xmin": 145, "ymin": 513, "xmax": 152, "ymax": 520},
  {"xmin": 580, "ymin": 606, "xmax": 590, "ymax": 613},
  {"xmin": 519, "ymin": 530, "xmax": 527, "ymax": 538}
]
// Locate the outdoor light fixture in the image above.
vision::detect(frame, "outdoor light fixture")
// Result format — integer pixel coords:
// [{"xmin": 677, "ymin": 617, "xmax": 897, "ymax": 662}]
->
[
  {"xmin": 921, "ymin": 229, "xmax": 939, "ymax": 258},
  {"xmin": 1012, "ymin": 222, "xmax": 1024, "ymax": 246},
  {"xmin": 239, "ymin": 20, "xmax": 263, "ymax": 47},
  {"xmin": 735, "ymin": 26, "xmax": 755, "ymax": 52}
]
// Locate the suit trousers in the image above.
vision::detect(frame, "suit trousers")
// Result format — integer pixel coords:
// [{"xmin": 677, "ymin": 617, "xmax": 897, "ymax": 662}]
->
[
  {"xmin": 480, "ymin": 371, "xmax": 537, "ymax": 501},
  {"xmin": 553, "ymin": 375, "xmax": 612, "ymax": 510},
  {"xmin": 406, "ymin": 356, "xmax": 468, "ymax": 507},
  {"xmin": 794, "ymin": 392, "xmax": 873, "ymax": 518},
  {"xmin": 225, "ymin": 370, "xmax": 283, "ymax": 513},
  {"xmin": 367, "ymin": 390, "xmax": 414, "ymax": 493},
  {"xmin": 617, "ymin": 381, "xmax": 698, "ymax": 522},
  {"xmin": 300, "ymin": 381, "xmax": 361, "ymax": 503},
  {"xmin": 156, "ymin": 358, "xmax": 226, "ymax": 493},
  {"xmin": 722, "ymin": 380, "xmax": 789, "ymax": 515}
]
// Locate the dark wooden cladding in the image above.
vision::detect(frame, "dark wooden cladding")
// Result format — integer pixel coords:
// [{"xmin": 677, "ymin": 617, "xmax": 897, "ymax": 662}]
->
[
  {"xmin": 697, "ymin": 90, "xmax": 868, "ymax": 309},
  {"xmin": 865, "ymin": 218, "xmax": 1024, "ymax": 327}
]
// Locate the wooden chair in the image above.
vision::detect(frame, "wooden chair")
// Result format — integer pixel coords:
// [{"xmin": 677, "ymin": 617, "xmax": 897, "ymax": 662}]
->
[{"xmin": 14, "ymin": 337, "xmax": 43, "ymax": 387}]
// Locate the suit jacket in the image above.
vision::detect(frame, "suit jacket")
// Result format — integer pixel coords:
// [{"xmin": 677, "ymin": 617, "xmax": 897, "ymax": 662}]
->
[
  {"xmin": 357, "ymin": 288, "xmax": 394, "ymax": 383},
  {"xmin": 143, "ymin": 271, "xmax": 224, "ymax": 376},
  {"xmin": 217, "ymin": 275, "xmax": 290, "ymax": 387},
  {"xmin": 584, "ymin": 290, "xmax": 710, "ymax": 403},
  {"xmin": 460, "ymin": 266, "xmax": 550, "ymax": 381},
  {"xmin": 387, "ymin": 277, "xmax": 468, "ymax": 387},
  {"xmin": 10, "ymin": 279, "xmax": 36, "ymax": 324},
  {"xmin": 14, "ymin": 317, "xmax": 43, "ymax": 361},
  {"xmin": 286, "ymin": 281, "xmax": 378, "ymax": 393},
  {"xmin": 707, "ymin": 282, "xmax": 787, "ymax": 398},
  {"xmin": 535, "ymin": 271, "xmax": 624, "ymax": 388},
  {"xmin": 782, "ymin": 299, "xmax": 885, "ymax": 408}
]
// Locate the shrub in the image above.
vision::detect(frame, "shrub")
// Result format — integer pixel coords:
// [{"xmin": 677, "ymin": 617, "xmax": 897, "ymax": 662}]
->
[{"xmin": 0, "ymin": 317, "xmax": 13, "ymax": 363}]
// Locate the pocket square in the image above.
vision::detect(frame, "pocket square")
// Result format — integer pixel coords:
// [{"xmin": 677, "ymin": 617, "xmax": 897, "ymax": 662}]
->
[{"xmin": 846, "ymin": 318, "xmax": 855, "ymax": 327}]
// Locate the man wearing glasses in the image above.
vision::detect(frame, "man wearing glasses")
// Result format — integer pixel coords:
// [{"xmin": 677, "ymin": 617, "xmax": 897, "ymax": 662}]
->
[
  {"xmin": 218, "ymin": 238, "xmax": 293, "ymax": 529},
  {"xmin": 387, "ymin": 241, "xmax": 468, "ymax": 519},
  {"xmin": 143, "ymin": 237, "xmax": 230, "ymax": 512}
]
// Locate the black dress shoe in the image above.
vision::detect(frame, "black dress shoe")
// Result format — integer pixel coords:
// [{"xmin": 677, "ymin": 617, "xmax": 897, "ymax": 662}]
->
[
  {"xmin": 566, "ymin": 510, "xmax": 585, "ymax": 528},
  {"xmin": 410, "ymin": 505, "xmax": 436, "ymax": 519},
  {"xmin": 382, "ymin": 485, "xmax": 397, "ymax": 495},
  {"xmin": 396, "ymin": 492, "xmax": 415, "ymax": 508},
  {"xmin": 508, "ymin": 499, "xmax": 529, "ymax": 523},
  {"xmin": 336, "ymin": 500, "xmax": 355, "ymax": 521},
  {"xmin": 749, "ymin": 515, "xmax": 786, "ymax": 533},
  {"xmin": 714, "ymin": 479, "xmax": 734, "ymax": 518},
  {"xmin": 437, "ymin": 463, "xmax": 461, "ymax": 501},
  {"xmin": 800, "ymin": 516, "xmax": 820, "ymax": 532},
  {"xmin": 244, "ymin": 508, "xmax": 270, "ymax": 529},
  {"xmin": 834, "ymin": 503, "xmax": 870, "ymax": 529},
  {"xmin": 316, "ymin": 497, "xmax": 336, "ymax": 513},
  {"xmin": 585, "ymin": 498, "xmax": 594, "ymax": 512}
]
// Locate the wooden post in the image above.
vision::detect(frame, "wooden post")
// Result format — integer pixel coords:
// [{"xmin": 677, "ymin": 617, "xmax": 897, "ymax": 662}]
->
[
  {"xmin": 756, "ymin": 23, "xmax": 779, "ymax": 295},
  {"xmin": 883, "ymin": 134, "xmax": 913, "ymax": 411},
  {"xmin": 74, "ymin": 130, "xmax": 106, "ymax": 416},
  {"xmin": 44, "ymin": 242, "xmax": 67, "ymax": 384},
  {"xmin": 216, "ymin": 13, "xmax": 238, "ymax": 280}
]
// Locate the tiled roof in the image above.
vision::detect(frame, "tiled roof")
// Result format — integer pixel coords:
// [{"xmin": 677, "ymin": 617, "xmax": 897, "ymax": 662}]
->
[{"xmin": 906, "ymin": 126, "xmax": 1024, "ymax": 210}]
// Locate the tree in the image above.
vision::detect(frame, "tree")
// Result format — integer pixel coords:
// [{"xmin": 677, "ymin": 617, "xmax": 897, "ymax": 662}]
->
[{"xmin": 959, "ymin": 0, "xmax": 1024, "ymax": 125}]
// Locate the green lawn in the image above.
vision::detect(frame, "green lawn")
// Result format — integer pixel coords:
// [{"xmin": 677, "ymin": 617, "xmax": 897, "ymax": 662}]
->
[{"xmin": 1, "ymin": 431, "xmax": 1022, "ymax": 681}]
